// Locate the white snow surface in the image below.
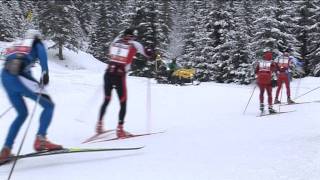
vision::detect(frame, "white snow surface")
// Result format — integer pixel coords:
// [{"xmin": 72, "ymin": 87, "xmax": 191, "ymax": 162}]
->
[{"xmin": 1, "ymin": 42, "xmax": 320, "ymax": 180}]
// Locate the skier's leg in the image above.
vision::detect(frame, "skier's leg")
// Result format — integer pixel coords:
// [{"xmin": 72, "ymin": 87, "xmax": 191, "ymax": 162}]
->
[
  {"xmin": 284, "ymin": 75, "xmax": 294, "ymax": 103},
  {"xmin": 259, "ymin": 84, "xmax": 265, "ymax": 111},
  {"xmin": 96, "ymin": 73, "xmax": 113, "ymax": 133},
  {"xmin": 259, "ymin": 84, "xmax": 265, "ymax": 104},
  {"xmin": 266, "ymin": 85, "xmax": 273, "ymax": 106},
  {"xmin": 98, "ymin": 73, "xmax": 113, "ymax": 121},
  {"xmin": 275, "ymin": 78, "xmax": 282, "ymax": 103},
  {"xmin": 284, "ymin": 75, "xmax": 291, "ymax": 99},
  {"xmin": 3, "ymin": 92, "xmax": 28, "ymax": 149},
  {"xmin": 116, "ymin": 76, "xmax": 127, "ymax": 125},
  {"xmin": 115, "ymin": 76, "xmax": 129, "ymax": 138},
  {"xmin": 16, "ymin": 76, "xmax": 62, "ymax": 151}
]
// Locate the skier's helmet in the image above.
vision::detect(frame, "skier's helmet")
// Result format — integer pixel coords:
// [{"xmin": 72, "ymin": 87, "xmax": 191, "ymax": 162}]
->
[{"xmin": 123, "ymin": 28, "xmax": 138, "ymax": 39}]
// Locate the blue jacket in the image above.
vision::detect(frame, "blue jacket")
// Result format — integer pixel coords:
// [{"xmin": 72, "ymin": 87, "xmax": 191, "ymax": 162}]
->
[{"xmin": 5, "ymin": 39, "xmax": 48, "ymax": 78}]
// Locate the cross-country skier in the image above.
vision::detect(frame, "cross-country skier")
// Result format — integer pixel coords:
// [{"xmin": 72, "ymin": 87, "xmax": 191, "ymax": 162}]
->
[
  {"xmin": 0, "ymin": 29, "xmax": 63, "ymax": 164},
  {"xmin": 255, "ymin": 50, "xmax": 277, "ymax": 114},
  {"xmin": 96, "ymin": 28, "xmax": 152, "ymax": 138},
  {"xmin": 274, "ymin": 48, "xmax": 298, "ymax": 104}
]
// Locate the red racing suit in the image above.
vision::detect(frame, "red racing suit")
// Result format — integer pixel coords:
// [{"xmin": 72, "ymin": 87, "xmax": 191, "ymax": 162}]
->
[
  {"xmin": 99, "ymin": 36, "xmax": 149, "ymax": 125},
  {"xmin": 255, "ymin": 59, "xmax": 276, "ymax": 105},
  {"xmin": 274, "ymin": 55, "xmax": 293, "ymax": 99}
]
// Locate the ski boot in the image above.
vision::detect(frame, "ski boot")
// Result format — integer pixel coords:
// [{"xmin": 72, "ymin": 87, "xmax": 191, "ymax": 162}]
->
[
  {"xmin": 268, "ymin": 106, "xmax": 276, "ymax": 114},
  {"xmin": 274, "ymin": 98, "xmax": 281, "ymax": 104},
  {"xmin": 287, "ymin": 98, "xmax": 295, "ymax": 104},
  {"xmin": 116, "ymin": 124, "xmax": 132, "ymax": 138},
  {"xmin": 96, "ymin": 120, "xmax": 105, "ymax": 134},
  {"xmin": 259, "ymin": 103, "xmax": 264, "ymax": 113},
  {"xmin": 34, "ymin": 135, "xmax": 63, "ymax": 152},
  {"xmin": 0, "ymin": 147, "xmax": 13, "ymax": 165}
]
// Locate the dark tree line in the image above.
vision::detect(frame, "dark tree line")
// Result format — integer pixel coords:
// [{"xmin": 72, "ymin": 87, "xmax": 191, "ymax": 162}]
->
[{"xmin": 0, "ymin": 0, "xmax": 319, "ymax": 84}]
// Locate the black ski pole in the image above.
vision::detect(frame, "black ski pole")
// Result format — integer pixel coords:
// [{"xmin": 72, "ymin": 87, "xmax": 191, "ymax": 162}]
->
[
  {"xmin": 294, "ymin": 73, "xmax": 302, "ymax": 99},
  {"xmin": 243, "ymin": 85, "xmax": 257, "ymax": 115},
  {"xmin": 294, "ymin": 86, "xmax": 320, "ymax": 101}
]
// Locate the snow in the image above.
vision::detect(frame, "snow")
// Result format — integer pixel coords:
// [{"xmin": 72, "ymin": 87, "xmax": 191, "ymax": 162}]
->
[{"xmin": 1, "ymin": 42, "xmax": 320, "ymax": 180}]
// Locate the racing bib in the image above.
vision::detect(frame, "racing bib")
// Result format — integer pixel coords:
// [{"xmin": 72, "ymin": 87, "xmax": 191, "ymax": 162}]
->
[
  {"xmin": 259, "ymin": 61, "xmax": 271, "ymax": 72},
  {"xmin": 278, "ymin": 57, "xmax": 289, "ymax": 68},
  {"xmin": 109, "ymin": 43, "xmax": 130, "ymax": 64}
]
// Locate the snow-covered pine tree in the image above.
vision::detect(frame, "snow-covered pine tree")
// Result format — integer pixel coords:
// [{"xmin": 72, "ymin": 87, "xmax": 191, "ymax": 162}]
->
[
  {"xmin": 295, "ymin": 0, "xmax": 320, "ymax": 75},
  {"xmin": 179, "ymin": 0, "xmax": 200, "ymax": 71},
  {"xmin": 119, "ymin": 0, "xmax": 137, "ymax": 30},
  {"xmin": 129, "ymin": 0, "xmax": 172, "ymax": 78},
  {"xmin": 227, "ymin": 0, "xmax": 255, "ymax": 84},
  {"xmin": 73, "ymin": 0, "xmax": 96, "ymax": 50},
  {"xmin": 0, "ymin": 2, "xmax": 16, "ymax": 41},
  {"xmin": 88, "ymin": 0, "xmax": 121, "ymax": 62},
  {"xmin": 38, "ymin": 0, "xmax": 85, "ymax": 60},
  {"xmin": 207, "ymin": 1, "xmax": 237, "ymax": 83},
  {"xmin": 167, "ymin": 0, "xmax": 185, "ymax": 61},
  {"xmin": 250, "ymin": 0, "xmax": 297, "ymax": 60},
  {"xmin": 1, "ymin": 0, "xmax": 25, "ymax": 39}
]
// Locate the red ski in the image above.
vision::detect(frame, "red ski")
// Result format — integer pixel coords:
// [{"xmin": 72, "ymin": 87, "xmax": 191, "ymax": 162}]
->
[
  {"xmin": 82, "ymin": 129, "xmax": 115, "ymax": 144},
  {"xmin": 93, "ymin": 131, "xmax": 165, "ymax": 143}
]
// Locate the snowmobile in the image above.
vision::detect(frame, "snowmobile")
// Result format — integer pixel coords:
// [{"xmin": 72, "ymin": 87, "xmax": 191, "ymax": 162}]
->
[{"xmin": 169, "ymin": 68, "xmax": 200, "ymax": 85}]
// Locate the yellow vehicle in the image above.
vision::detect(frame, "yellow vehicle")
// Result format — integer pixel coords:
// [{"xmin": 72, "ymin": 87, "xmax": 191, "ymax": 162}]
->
[
  {"xmin": 171, "ymin": 68, "xmax": 200, "ymax": 85},
  {"xmin": 172, "ymin": 68, "xmax": 195, "ymax": 79}
]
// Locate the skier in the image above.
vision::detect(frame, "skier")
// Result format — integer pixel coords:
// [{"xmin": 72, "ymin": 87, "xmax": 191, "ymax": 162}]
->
[
  {"xmin": 255, "ymin": 50, "xmax": 277, "ymax": 114},
  {"xmin": 0, "ymin": 29, "xmax": 63, "ymax": 164},
  {"xmin": 168, "ymin": 58, "xmax": 178, "ymax": 82},
  {"xmin": 96, "ymin": 28, "xmax": 152, "ymax": 138},
  {"xmin": 274, "ymin": 48, "xmax": 297, "ymax": 104}
]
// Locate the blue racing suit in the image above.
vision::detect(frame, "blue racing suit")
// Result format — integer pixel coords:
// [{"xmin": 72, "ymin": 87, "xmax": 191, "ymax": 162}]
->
[{"xmin": 1, "ymin": 39, "xmax": 54, "ymax": 149}]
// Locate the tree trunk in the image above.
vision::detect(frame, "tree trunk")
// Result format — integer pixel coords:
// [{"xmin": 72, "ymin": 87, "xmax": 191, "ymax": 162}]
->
[{"xmin": 58, "ymin": 40, "xmax": 64, "ymax": 60}]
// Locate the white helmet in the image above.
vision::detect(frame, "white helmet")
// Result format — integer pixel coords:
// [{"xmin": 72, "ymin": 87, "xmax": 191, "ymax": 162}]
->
[{"xmin": 24, "ymin": 29, "xmax": 42, "ymax": 39}]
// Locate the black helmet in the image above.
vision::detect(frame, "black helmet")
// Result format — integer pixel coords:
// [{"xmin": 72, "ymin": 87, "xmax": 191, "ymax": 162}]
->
[{"xmin": 123, "ymin": 28, "xmax": 135, "ymax": 36}]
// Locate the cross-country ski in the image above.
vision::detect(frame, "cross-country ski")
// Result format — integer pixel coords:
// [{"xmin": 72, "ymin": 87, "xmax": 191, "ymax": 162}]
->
[
  {"xmin": 0, "ymin": 146, "xmax": 144, "ymax": 166},
  {"xmin": 92, "ymin": 131, "xmax": 165, "ymax": 143}
]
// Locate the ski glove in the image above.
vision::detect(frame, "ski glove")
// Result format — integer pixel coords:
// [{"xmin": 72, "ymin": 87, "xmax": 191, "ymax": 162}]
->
[
  {"xmin": 145, "ymin": 48, "xmax": 155, "ymax": 60},
  {"xmin": 41, "ymin": 72, "xmax": 49, "ymax": 86}
]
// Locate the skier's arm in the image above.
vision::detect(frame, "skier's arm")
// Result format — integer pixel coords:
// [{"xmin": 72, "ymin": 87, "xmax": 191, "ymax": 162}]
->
[
  {"xmin": 131, "ymin": 41, "xmax": 150, "ymax": 58},
  {"xmin": 36, "ymin": 43, "xmax": 49, "ymax": 85},
  {"xmin": 36, "ymin": 43, "xmax": 49, "ymax": 74}
]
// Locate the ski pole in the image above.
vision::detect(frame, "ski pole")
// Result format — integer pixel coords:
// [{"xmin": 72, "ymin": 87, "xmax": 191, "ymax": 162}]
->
[
  {"xmin": 0, "ymin": 107, "xmax": 12, "ymax": 119},
  {"xmin": 278, "ymin": 83, "xmax": 284, "ymax": 112},
  {"xmin": 243, "ymin": 85, "xmax": 257, "ymax": 115},
  {"xmin": 294, "ymin": 86, "xmax": 320, "ymax": 101},
  {"xmin": 294, "ymin": 73, "xmax": 302, "ymax": 99},
  {"xmin": 7, "ymin": 73, "xmax": 45, "ymax": 180},
  {"xmin": 146, "ymin": 77, "xmax": 152, "ymax": 133}
]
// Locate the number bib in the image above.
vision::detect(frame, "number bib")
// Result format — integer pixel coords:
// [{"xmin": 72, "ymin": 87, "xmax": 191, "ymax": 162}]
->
[
  {"xmin": 109, "ymin": 43, "xmax": 131, "ymax": 64},
  {"xmin": 5, "ymin": 46, "xmax": 31, "ymax": 56},
  {"xmin": 259, "ymin": 61, "xmax": 271, "ymax": 72},
  {"xmin": 278, "ymin": 57, "xmax": 289, "ymax": 68}
]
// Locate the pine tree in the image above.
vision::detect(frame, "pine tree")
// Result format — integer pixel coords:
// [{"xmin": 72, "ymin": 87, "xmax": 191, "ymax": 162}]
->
[
  {"xmin": 73, "ymin": 0, "xmax": 96, "ymax": 50},
  {"xmin": 88, "ymin": 0, "xmax": 121, "ymax": 62},
  {"xmin": 0, "ymin": 2, "xmax": 16, "ymax": 41},
  {"xmin": 38, "ymin": 0, "xmax": 85, "ymax": 60},
  {"xmin": 129, "ymin": 0, "xmax": 172, "ymax": 78},
  {"xmin": 295, "ymin": 0, "xmax": 320, "ymax": 75}
]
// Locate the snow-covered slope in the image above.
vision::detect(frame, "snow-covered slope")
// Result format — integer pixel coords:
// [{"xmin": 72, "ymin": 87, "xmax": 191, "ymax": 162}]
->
[{"xmin": 1, "ymin": 42, "xmax": 320, "ymax": 180}]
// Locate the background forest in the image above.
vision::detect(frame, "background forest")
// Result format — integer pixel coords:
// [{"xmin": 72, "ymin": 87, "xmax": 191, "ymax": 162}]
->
[{"xmin": 0, "ymin": 0, "xmax": 319, "ymax": 84}]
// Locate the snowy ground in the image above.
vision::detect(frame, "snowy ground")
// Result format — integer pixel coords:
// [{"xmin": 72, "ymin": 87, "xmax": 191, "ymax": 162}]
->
[{"xmin": 1, "ymin": 42, "xmax": 320, "ymax": 180}]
